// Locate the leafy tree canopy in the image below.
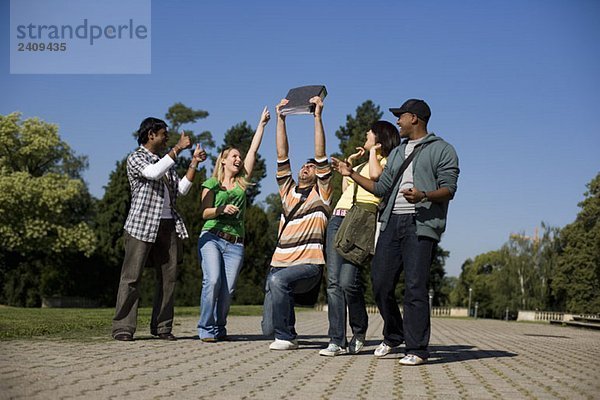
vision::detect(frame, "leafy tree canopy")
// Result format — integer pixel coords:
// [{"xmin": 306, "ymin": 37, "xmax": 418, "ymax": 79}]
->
[
  {"xmin": 335, "ymin": 100, "xmax": 383, "ymax": 158},
  {"xmin": 0, "ymin": 112, "xmax": 95, "ymax": 257},
  {"xmin": 553, "ymin": 172, "xmax": 600, "ymax": 313}
]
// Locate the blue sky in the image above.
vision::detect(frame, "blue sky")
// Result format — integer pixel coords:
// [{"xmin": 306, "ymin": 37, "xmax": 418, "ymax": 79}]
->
[{"xmin": 2, "ymin": 0, "xmax": 599, "ymax": 277}]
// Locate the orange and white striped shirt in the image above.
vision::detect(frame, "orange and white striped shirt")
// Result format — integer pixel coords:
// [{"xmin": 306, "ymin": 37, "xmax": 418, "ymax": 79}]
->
[{"xmin": 270, "ymin": 158, "xmax": 332, "ymax": 267}]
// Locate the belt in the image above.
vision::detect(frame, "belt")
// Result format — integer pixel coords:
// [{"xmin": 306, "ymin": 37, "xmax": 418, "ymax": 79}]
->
[
  {"xmin": 208, "ymin": 228, "xmax": 244, "ymax": 244},
  {"xmin": 332, "ymin": 209, "xmax": 348, "ymax": 217}
]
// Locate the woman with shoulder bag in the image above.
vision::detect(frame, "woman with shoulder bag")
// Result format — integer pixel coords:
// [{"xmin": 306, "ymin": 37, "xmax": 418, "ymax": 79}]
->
[
  {"xmin": 319, "ymin": 121, "xmax": 400, "ymax": 356},
  {"xmin": 197, "ymin": 107, "xmax": 270, "ymax": 342}
]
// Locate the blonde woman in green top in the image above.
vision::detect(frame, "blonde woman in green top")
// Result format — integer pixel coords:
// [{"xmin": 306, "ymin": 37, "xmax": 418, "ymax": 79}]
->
[{"xmin": 197, "ymin": 107, "xmax": 270, "ymax": 342}]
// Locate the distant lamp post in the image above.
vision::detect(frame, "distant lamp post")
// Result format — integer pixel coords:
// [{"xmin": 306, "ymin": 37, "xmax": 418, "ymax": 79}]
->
[
  {"xmin": 468, "ymin": 287, "xmax": 473, "ymax": 317},
  {"xmin": 428, "ymin": 288, "xmax": 434, "ymax": 313},
  {"xmin": 474, "ymin": 302, "xmax": 479, "ymax": 319}
]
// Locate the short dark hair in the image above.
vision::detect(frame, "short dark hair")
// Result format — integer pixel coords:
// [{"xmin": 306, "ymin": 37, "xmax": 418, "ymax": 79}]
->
[
  {"xmin": 137, "ymin": 117, "xmax": 167, "ymax": 145},
  {"xmin": 371, "ymin": 120, "xmax": 400, "ymax": 157}
]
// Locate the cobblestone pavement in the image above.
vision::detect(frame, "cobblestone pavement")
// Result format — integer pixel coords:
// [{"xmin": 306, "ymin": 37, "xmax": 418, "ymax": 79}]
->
[{"xmin": 1, "ymin": 311, "xmax": 599, "ymax": 399}]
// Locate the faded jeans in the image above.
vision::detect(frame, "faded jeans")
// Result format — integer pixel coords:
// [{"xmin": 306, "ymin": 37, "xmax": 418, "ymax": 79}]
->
[
  {"xmin": 325, "ymin": 215, "xmax": 368, "ymax": 347},
  {"xmin": 197, "ymin": 230, "xmax": 244, "ymax": 339},
  {"xmin": 262, "ymin": 264, "xmax": 322, "ymax": 341}
]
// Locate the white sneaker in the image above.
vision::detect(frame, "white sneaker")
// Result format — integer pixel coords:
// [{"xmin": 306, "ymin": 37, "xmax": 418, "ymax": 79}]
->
[
  {"xmin": 319, "ymin": 343, "xmax": 344, "ymax": 357},
  {"xmin": 269, "ymin": 338, "xmax": 299, "ymax": 350},
  {"xmin": 374, "ymin": 342, "xmax": 395, "ymax": 357},
  {"xmin": 348, "ymin": 335, "xmax": 365, "ymax": 354},
  {"xmin": 399, "ymin": 354, "xmax": 426, "ymax": 366}
]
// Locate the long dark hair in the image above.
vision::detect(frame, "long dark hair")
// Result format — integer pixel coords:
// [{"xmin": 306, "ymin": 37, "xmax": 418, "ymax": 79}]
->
[{"xmin": 371, "ymin": 120, "xmax": 400, "ymax": 156}]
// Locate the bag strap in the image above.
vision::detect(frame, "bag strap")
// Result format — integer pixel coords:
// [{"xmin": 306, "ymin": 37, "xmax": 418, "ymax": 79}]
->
[
  {"xmin": 351, "ymin": 162, "xmax": 368, "ymax": 205},
  {"xmin": 386, "ymin": 142, "xmax": 426, "ymax": 198},
  {"xmin": 276, "ymin": 191, "xmax": 309, "ymax": 245}
]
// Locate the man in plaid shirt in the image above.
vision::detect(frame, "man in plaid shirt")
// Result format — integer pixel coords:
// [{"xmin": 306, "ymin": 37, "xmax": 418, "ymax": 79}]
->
[{"xmin": 112, "ymin": 117, "xmax": 206, "ymax": 342}]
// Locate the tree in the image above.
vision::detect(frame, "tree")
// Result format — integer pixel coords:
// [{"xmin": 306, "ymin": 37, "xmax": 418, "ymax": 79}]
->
[
  {"xmin": 335, "ymin": 100, "xmax": 383, "ymax": 158},
  {"xmin": 0, "ymin": 112, "xmax": 96, "ymax": 306},
  {"xmin": 453, "ymin": 224, "xmax": 561, "ymax": 319},
  {"xmin": 553, "ymin": 173, "xmax": 600, "ymax": 313}
]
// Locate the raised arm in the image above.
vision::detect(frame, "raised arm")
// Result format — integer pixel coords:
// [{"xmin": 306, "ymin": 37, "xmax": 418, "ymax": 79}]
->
[
  {"xmin": 368, "ymin": 143, "xmax": 384, "ymax": 180},
  {"xmin": 141, "ymin": 131, "xmax": 192, "ymax": 180},
  {"xmin": 275, "ymin": 99, "xmax": 289, "ymax": 160},
  {"xmin": 244, "ymin": 106, "xmax": 270, "ymax": 178},
  {"xmin": 342, "ymin": 147, "xmax": 365, "ymax": 192},
  {"xmin": 331, "ymin": 157, "xmax": 376, "ymax": 194},
  {"xmin": 184, "ymin": 143, "xmax": 207, "ymax": 180},
  {"xmin": 310, "ymin": 96, "xmax": 326, "ymax": 159}
]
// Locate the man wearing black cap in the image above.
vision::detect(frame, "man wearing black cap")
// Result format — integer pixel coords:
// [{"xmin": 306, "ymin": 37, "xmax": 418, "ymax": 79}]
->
[
  {"xmin": 332, "ymin": 99, "xmax": 459, "ymax": 365},
  {"xmin": 262, "ymin": 96, "xmax": 333, "ymax": 351}
]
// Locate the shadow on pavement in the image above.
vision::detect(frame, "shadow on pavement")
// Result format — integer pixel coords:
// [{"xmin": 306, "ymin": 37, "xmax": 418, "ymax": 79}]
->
[{"xmin": 427, "ymin": 345, "xmax": 517, "ymax": 364}]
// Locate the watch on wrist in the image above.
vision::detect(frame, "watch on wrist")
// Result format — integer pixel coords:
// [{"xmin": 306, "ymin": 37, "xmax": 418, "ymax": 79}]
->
[{"xmin": 420, "ymin": 191, "xmax": 428, "ymax": 203}]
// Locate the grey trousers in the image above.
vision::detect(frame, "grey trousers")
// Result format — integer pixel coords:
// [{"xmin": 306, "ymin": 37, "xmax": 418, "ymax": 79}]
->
[{"xmin": 112, "ymin": 219, "xmax": 179, "ymax": 337}]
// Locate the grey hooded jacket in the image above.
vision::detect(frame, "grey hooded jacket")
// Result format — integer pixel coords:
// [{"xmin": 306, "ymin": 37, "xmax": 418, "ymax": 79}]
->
[{"xmin": 373, "ymin": 133, "xmax": 459, "ymax": 241}]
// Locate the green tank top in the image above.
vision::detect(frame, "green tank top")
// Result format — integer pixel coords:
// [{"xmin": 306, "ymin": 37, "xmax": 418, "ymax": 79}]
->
[{"xmin": 201, "ymin": 177, "xmax": 246, "ymax": 237}]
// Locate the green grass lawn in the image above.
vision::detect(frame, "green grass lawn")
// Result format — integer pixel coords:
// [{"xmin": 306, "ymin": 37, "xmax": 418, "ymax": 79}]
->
[{"xmin": 0, "ymin": 305, "xmax": 264, "ymax": 340}]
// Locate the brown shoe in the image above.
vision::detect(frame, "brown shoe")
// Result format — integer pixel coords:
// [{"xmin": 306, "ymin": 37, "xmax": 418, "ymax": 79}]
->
[
  {"xmin": 157, "ymin": 333, "xmax": 177, "ymax": 341},
  {"xmin": 201, "ymin": 337, "xmax": 218, "ymax": 343},
  {"xmin": 114, "ymin": 333, "xmax": 133, "ymax": 341}
]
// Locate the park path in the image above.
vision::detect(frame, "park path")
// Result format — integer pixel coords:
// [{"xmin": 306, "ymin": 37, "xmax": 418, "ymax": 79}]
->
[{"xmin": 1, "ymin": 311, "xmax": 599, "ymax": 399}]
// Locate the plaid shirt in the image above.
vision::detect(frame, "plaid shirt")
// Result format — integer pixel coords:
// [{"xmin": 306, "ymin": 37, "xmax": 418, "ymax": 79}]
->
[{"xmin": 124, "ymin": 146, "xmax": 189, "ymax": 242}]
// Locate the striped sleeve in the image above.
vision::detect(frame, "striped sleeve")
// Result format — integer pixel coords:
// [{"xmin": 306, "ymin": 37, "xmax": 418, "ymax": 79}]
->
[
  {"xmin": 276, "ymin": 159, "xmax": 295, "ymax": 209},
  {"xmin": 314, "ymin": 157, "xmax": 332, "ymax": 206}
]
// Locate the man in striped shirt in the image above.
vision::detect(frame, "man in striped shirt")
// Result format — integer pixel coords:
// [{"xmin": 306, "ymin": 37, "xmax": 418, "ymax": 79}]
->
[{"xmin": 263, "ymin": 96, "xmax": 332, "ymax": 351}]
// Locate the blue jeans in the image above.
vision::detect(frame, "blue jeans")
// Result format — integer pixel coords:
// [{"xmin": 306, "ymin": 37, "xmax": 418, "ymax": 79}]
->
[
  {"xmin": 262, "ymin": 264, "xmax": 322, "ymax": 341},
  {"xmin": 326, "ymin": 215, "xmax": 368, "ymax": 347},
  {"xmin": 197, "ymin": 231, "xmax": 244, "ymax": 339},
  {"xmin": 371, "ymin": 214, "xmax": 435, "ymax": 359}
]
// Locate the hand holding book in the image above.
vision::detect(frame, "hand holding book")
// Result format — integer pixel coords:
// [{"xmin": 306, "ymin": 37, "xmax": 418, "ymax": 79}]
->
[
  {"xmin": 280, "ymin": 85, "xmax": 327, "ymax": 116},
  {"xmin": 309, "ymin": 96, "xmax": 324, "ymax": 118}
]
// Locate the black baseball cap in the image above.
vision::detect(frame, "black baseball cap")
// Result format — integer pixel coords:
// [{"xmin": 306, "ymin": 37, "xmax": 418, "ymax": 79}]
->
[{"xmin": 389, "ymin": 99, "xmax": 431, "ymax": 123}]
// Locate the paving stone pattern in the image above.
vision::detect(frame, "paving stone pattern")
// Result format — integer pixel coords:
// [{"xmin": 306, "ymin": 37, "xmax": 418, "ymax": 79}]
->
[{"xmin": 1, "ymin": 312, "xmax": 599, "ymax": 399}]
